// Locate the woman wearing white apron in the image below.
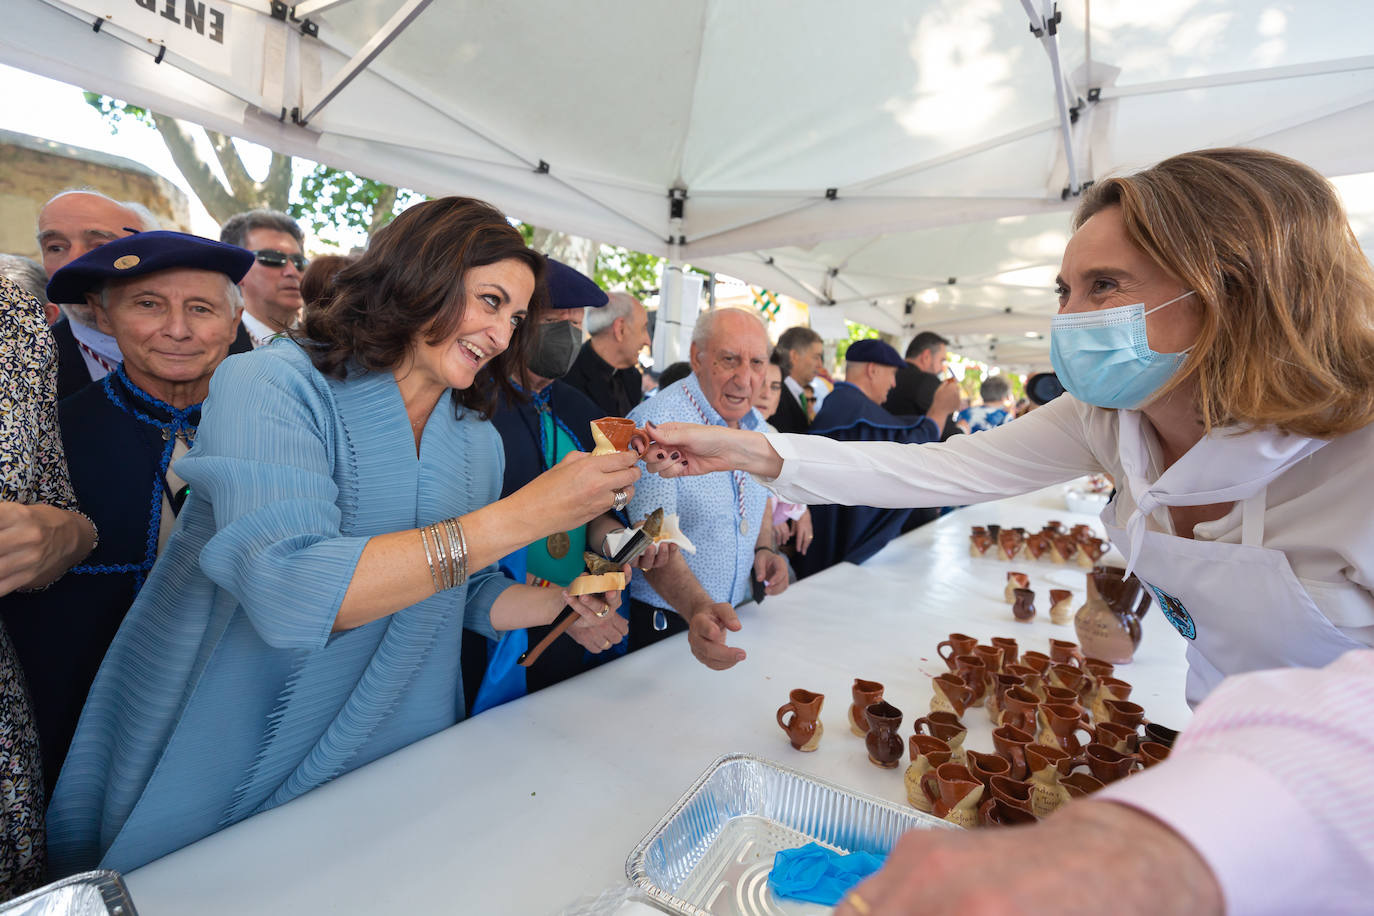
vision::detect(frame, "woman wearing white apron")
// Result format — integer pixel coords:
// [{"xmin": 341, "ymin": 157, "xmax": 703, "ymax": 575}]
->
[
  {"xmin": 644, "ymin": 147, "xmax": 1374, "ymax": 705},
  {"xmin": 643, "ymin": 148, "xmax": 1374, "ymax": 913}
]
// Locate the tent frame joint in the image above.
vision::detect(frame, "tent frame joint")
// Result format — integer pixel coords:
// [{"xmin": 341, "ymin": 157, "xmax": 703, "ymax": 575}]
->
[{"xmin": 270, "ymin": 1, "xmax": 289, "ymax": 21}]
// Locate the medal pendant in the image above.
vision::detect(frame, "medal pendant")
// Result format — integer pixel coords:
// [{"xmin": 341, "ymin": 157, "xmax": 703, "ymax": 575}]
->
[
  {"xmin": 546, "ymin": 531, "xmax": 571, "ymax": 559},
  {"xmin": 739, "ymin": 517, "xmax": 748, "ymax": 535}
]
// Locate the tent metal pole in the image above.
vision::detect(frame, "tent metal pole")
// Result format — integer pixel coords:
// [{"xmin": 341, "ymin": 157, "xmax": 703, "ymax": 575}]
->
[
  {"xmin": 1019, "ymin": 0, "xmax": 1080, "ymax": 195},
  {"xmin": 755, "ymin": 255, "xmax": 828, "ymax": 304},
  {"xmin": 1099, "ymin": 55, "xmax": 1374, "ymax": 99},
  {"xmin": 299, "ymin": 0, "xmax": 436, "ymax": 124}
]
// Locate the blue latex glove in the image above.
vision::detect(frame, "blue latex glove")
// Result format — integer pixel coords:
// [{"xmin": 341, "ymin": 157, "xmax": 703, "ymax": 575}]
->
[{"xmin": 768, "ymin": 842, "xmax": 886, "ymax": 906}]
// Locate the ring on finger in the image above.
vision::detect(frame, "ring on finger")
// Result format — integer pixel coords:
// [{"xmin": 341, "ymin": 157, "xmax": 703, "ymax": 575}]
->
[
  {"xmin": 602, "ymin": 638, "xmax": 612, "ymax": 649},
  {"xmin": 594, "ymin": 604, "xmax": 610, "ymax": 619},
  {"xmin": 612, "ymin": 487, "xmax": 629, "ymax": 512}
]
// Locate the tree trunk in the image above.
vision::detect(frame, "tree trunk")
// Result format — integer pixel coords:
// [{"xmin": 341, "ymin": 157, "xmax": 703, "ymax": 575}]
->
[
  {"xmin": 150, "ymin": 113, "xmax": 238, "ymax": 223},
  {"xmin": 367, "ymin": 185, "xmax": 399, "ymax": 237}
]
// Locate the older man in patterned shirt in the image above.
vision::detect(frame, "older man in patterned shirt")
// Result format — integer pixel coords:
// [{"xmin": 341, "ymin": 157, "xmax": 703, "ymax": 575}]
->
[{"xmin": 626, "ymin": 308, "xmax": 789, "ymax": 669}]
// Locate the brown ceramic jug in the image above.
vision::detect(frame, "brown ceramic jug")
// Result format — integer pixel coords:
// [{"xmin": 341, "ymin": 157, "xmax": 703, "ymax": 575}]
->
[
  {"xmin": 952, "ymin": 654, "xmax": 989, "ymax": 708},
  {"xmin": 1024, "ymin": 532, "xmax": 1052, "ymax": 562},
  {"xmin": 921, "ymin": 762, "xmax": 984, "ymax": 829},
  {"xmin": 1036, "ymin": 702, "xmax": 1094, "ymax": 755},
  {"xmin": 912, "ymin": 710, "xmax": 968, "ymax": 763},
  {"xmin": 990, "ymin": 636, "xmax": 1019, "ymax": 669},
  {"xmin": 1049, "ymin": 588, "xmax": 1075, "ymax": 625},
  {"xmin": 1048, "ymin": 663, "xmax": 1088, "ymax": 698},
  {"xmin": 998, "ymin": 529, "xmax": 1025, "ymax": 561},
  {"xmin": 1137, "ymin": 740, "xmax": 1171, "ymax": 768},
  {"xmin": 1000, "ymin": 686, "xmax": 1041, "ymax": 736},
  {"xmin": 1084, "ymin": 741, "xmax": 1138, "ymax": 784},
  {"xmin": 974, "ymin": 643, "xmax": 1005, "ymax": 677},
  {"xmin": 936, "ymin": 633, "xmax": 979, "ymax": 670},
  {"xmin": 1020, "ymin": 651, "xmax": 1052, "ymax": 675},
  {"xmin": 966, "ymin": 750, "xmax": 1011, "ymax": 793},
  {"xmin": 864, "ymin": 701, "xmax": 905, "ymax": 769},
  {"xmin": 1103, "ymin": 698, "xmax": 1147, "ymax": 731},
  {"xmin": 991, "ymin": 723, "xmax": 1036, "ymax": 781},
  {"xmin": 1074, "ymin": 568, "xmax": 1154, "ymax": 664},
  {"xmin": 1089, "ymin": 675, "xmax": 1134, "ymax": 724},
  {"xmin": 970, "ymin": 531, "xmax": 994, "ymax": 557},
  {"xmin": 1005, "ymin": 571, "xmax": 1030, "ymax": 603},
  {"xmin": 1061, "ymin": 771, "xmax": 1106, "ymax": 798},
  {"xmin": 979, "ymin": 797, "xmax": 1039, "ymax": 827},
  {"xmin": 1011, "ymin": 588, "xmax": 1036, "ymax": 622},
  {"xmin": 1050, "ymin": 533, "xmax": 1079, "ymax": 563},
  {"xmin": 986, "ymin": 672, "xmax": 1025, "ymax": 725},
  {"xmin": 905, "ymin": 734, "xmax": 953, "ymax": 811},
  {"xmin": 849, "ymin": 678, "xmax": 885, "ymax": 736},
  {"xmin": 988, "ymin": 774, "xmax": 1035, "ymax": 813},
  {"xmin": 1076, "ymin": 536, "xmax": 1109, "ymax": 568},
  {"xmin": 590, "ymin": 417, "xmax": 650, "ymax": 454},
  {"xmin": 1048, "ymin": 638, "xmax": 1085, "ymax": 668},
  {"xmin": 1092, "ymin": 721, "xmax": 1139, "ymax": 754},
  {"xmin": 931, "ymin": 673, "xmax": 974, "ymax": 717},
  {"xmin": 1005, "ymin": 663, "xmax": 1044, "ymax": 701},
  {"xmin": 1024, "ymin": 743, "xmax": 1075, "ymax": 817},
  {"xmin": 776, "ymin": 688, "xmax": 825, "ymax": 751}
]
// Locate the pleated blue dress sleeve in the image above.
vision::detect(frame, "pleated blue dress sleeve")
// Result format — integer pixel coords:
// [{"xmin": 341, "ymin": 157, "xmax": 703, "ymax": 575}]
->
[{"xmin": 176, "ymin": 350, "xmax": 370, "ymax": 650}]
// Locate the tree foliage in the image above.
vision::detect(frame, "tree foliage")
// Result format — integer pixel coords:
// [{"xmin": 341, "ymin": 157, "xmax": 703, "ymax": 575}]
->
[
  {"xmin": 834, "ymin": 320, "xmax": 883, "ymax": 364},
  {"xmin": 83, "ymin": 93, "xmax": 406, "ymax": 245}
]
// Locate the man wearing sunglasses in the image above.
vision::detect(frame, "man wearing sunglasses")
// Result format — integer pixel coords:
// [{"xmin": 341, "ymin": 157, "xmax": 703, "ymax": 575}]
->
[{"xmin": 220, "ymin": 210, "xmax": 308, "ymax": 348}]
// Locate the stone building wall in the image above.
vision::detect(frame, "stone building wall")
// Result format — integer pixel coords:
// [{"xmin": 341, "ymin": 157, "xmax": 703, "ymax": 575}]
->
[{"xmin": 0, "ymin": 129, "xmax": 190, "ymax": 259}]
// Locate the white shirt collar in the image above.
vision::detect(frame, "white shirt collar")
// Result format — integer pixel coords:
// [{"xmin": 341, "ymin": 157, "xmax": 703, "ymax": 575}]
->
[
  {"xmin": 784, "ymin": 376, "xmax": 806, "ymax": 399},
  {"xmin": 241, "ymin": 310, "xmax": 285, "ymax": 348}
]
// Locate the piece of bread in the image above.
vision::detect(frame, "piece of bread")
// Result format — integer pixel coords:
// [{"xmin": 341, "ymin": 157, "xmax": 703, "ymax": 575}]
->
[{"xmin": 567, "ymin": 571, "xmax": 627, "ymax": 596}]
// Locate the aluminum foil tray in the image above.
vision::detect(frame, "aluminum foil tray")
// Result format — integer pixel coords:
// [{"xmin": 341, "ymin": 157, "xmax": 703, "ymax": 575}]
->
[
  {"xmin": 627, "ymin": 753, "xmax": 954, "ymax": 915},
  {"xmin": 0, "ymin": 871, "xmax": 136, "ymax": 916}
]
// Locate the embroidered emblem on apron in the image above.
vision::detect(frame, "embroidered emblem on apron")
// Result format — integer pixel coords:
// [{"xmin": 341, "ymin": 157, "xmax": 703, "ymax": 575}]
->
[{"xmin": 1149, "ymin": 584, "xmax": 1196, "ymax": 640}]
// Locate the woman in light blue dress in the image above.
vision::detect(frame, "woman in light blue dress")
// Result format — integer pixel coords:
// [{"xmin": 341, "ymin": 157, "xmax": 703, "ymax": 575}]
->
[{"xmin": 46, "ymin": 198, "xmax": 639, "ymax": 873}]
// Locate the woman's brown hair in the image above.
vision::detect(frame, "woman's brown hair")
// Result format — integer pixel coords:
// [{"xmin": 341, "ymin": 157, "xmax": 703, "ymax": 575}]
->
[
  {"xmin": 301, "ymin": 196, "xmax": 546, "ymax": 418},
  {"xmin": 1074, "ymin": 148, "xmax": 1374, "ymax": 438},
  {"xmin": 299, "ymin": 253, "xmax": 355, "ymax": 313}
]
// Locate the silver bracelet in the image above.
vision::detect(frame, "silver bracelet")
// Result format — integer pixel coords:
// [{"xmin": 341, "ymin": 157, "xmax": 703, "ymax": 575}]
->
[
  {"xmin": 419, "ymin": 525, "xmax": 443, "ymax": 593},
  {"xmin": 443, "ymin": 517, "xmax": 468, "ymax": 587},
  {"xmin": 431, "ymin": 521, "xmax": 452, "ymax": 590}
]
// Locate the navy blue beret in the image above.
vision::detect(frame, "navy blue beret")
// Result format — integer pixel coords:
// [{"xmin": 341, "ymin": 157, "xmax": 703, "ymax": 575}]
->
[
  {"xmin": 544, "ymin": 257, "xmax": 608, "ymax": 310},
  {"xmin": 46, "ymin": 230, "xmax": 256, "ymax": 304},
  {"xmin": 845, "ymin": 338, "xmax": 906, "ymax": 369}
]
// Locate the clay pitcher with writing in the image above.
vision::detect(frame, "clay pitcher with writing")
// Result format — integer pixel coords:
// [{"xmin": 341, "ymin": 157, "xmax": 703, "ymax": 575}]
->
[{"xmin": 921, "ymin": 762, "xmax": 984, "ymax": 830}]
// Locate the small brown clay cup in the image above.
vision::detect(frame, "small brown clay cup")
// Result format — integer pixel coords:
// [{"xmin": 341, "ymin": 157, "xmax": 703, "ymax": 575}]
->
[
  {"xmin": 776, "ymin": 689, "xmax": 825, "ymax": 751},
  {"xmin": 936, "ymin": 633, "xmax": 979, "ymax": 670},
  {"xmin": 849, "ymin": 678, "xmax": 885, "ymax": 736}
]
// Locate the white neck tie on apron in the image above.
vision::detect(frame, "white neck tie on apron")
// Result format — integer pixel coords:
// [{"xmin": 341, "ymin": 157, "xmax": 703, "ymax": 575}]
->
[{"xmin": 1115, "ymin": 412, "xmax": 1330, "ymax": 576}]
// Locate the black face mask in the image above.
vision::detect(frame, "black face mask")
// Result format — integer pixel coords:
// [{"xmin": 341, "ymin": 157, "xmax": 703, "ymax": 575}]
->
[{"xmin": 527, "ymin": 319, "xmax": 582, "ymax": 379}]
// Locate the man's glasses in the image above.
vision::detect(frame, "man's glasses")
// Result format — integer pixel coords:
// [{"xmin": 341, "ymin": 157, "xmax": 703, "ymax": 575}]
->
[{"xmin": 253, "ymin": 249, "xmax": 308, "ymax": 270}]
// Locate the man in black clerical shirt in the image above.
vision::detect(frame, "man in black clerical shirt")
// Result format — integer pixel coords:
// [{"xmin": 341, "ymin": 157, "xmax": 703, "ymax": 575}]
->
[{"xmin": 564, "ymin": 290, "xmax": 651, "ymax": 416}]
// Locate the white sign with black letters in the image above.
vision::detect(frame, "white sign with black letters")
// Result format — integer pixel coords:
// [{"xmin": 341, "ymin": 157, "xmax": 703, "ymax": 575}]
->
[{"xmin": 57, "ymin": 0, "xmax": 237, "ymax": 75}]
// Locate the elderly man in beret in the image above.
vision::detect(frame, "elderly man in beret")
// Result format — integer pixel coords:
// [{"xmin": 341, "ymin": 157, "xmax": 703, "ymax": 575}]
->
[
  {"xmin": 0, "ymin": 230, "xmax": 252, "ymax": 790},
  {"xmin": 464, "ymin": 260, "xmax": 676, "ymax": 713},
  {"xmin": 795, "ymin": 338, "xmax": 961, "ymax": 578}
]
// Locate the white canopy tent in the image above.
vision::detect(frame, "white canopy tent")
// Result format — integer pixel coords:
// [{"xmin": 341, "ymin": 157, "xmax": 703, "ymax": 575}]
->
[{"xmin": 7, "ymin": 0, "xmax": 1374, "ymax": 367}]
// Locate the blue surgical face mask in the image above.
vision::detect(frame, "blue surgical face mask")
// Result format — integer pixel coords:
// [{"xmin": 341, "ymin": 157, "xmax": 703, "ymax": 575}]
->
[{"xmin": 1049, "ymin": 291, "xmax": 1195, "ymax": 409}]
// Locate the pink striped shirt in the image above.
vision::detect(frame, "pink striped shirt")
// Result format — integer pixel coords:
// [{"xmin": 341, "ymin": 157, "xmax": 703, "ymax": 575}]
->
[{"xmin": 1099, "ymin": 649, "xmax": 1374, "ymax": 914}]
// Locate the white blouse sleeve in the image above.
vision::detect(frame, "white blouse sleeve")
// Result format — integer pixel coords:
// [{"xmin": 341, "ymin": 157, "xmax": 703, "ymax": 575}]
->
[{"xmin": 755, "ymin": 394, "xmax": 1110, "ymax": 508}]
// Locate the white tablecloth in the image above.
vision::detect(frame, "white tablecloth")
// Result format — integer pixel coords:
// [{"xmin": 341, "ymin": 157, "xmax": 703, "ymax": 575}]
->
[{"xmin": 122, "ymin": 485, "xmax": 1191, "ymax": 914}]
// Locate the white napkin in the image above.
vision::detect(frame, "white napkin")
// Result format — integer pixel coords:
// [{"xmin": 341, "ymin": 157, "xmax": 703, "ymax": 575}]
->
[{"xmin": 606, "ymin": 514, "xmax": 697, "ymax": 556}]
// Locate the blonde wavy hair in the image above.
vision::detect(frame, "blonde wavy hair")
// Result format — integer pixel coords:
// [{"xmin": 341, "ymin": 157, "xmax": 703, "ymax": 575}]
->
[{"xmin": 1074, "ymin": 148, "xmax": 1374, "ymax": 438}]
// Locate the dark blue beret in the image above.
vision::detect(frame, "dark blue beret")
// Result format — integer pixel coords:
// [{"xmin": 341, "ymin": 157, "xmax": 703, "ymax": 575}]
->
[
  {"xmin": 544, "ymin": 257, "xmax": 608, "ymax": 310},
  {"xmin": 845, "ymin": 338, "xmax": 906, "ymax": 369},
  {"xmin": 46, "ymin": 230, "xmax": 256, "ymax": 304}
]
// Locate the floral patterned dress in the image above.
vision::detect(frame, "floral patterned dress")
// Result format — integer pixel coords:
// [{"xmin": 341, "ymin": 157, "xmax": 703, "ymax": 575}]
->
[{"xmin": 0, "ymin": 275, "xmax": 78, "ymax": 896}]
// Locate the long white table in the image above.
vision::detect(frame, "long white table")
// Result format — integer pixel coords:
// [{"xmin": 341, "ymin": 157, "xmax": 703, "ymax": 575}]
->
[{"xmin": 123, "ymin": 485, "xmax": 1191, "ymax": 914}]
